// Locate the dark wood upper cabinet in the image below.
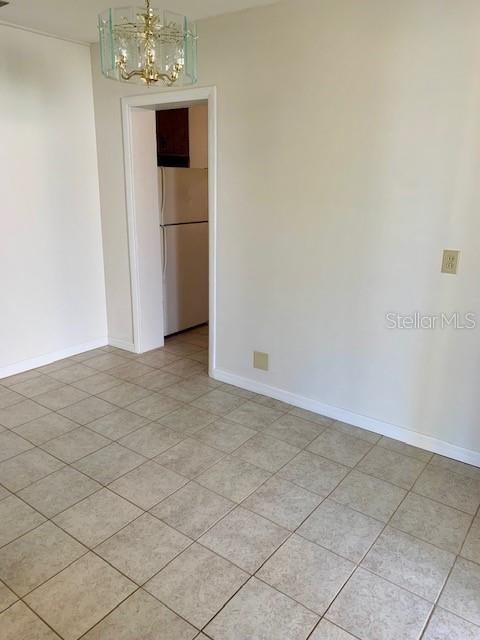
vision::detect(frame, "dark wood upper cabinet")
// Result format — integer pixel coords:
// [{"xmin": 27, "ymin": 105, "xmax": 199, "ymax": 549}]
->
[{"xmin": 156, "ymin": 108, "xmax": 190, "ymax": 168}]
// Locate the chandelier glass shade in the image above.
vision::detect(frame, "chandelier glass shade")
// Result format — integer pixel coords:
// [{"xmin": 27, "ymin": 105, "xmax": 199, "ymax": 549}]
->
[{"xmin": 98, "ymin": 0, "xmax": 197, "ymax": 86}]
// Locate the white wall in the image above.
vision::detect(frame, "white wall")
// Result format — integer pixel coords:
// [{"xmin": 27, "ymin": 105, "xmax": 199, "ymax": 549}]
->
[
  {"xmin": 91, "ymin": 0, "xmax": 480, "ymax": 461},
  {"xmin": 0, "ymin": 25, "xmax": 107, "ymax": 376}
]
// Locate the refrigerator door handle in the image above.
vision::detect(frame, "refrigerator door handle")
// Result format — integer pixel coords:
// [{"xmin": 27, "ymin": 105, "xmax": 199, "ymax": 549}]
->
[
  {"xmin": 160, "ymin": 167, "xmax": 166, "ymax": 226},
  {"xmin": 161, "ymin": 225, "xmax": 167, "ymax": 275}
]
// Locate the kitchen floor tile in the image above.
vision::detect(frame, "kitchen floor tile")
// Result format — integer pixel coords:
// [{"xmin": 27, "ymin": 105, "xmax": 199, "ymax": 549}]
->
[
  {"xmin": 136, "ymin": 349, "xmax": 179, "ymax": 368},
  {"xmin": 331, "ymin": 470, "xmax": 406, "ymax": 522},
  {"xmin": 462, "ymin": 514, "xmax": 480, "ymax": 564},
  {"xmin": 82, "ymin": 590, "xmax": 197, "ymax": 640},
  {"xmin": 10, "ymin": 375, "xmax": 63, "ymax": 398},
  {"xmin": 135, "ymin": 369, "xmax": 181, "ymax": 392},
  {"xmin": 413, "ymin": 466, "xmax": 480, "ymax": 515},
  {"xmin": 73, "ymin": 442, "xmax": 146, "ymax": 484},
  {"xmin": 1, "ymin": 370, "xmax": 42, "ymax": 388},
  {"xmin": 25, "ymin": 553, "xmax": 136, "ymax": 640},
  {"xmin": 205, "ymin": 577, "xmax": 319, "ymax": 640},
  {"xmin": 232, "ymin": 433, "xmax": 299, "ymax": 472},
  {"xmin": 298, "ymin": 498, "xmax": 384, "ymax": 563},
  {"xmin": 288, "ymin": 407, "xmax": 333, "ymax": 426},
  {"xmin": 108, "ymin": 461, "xmax": 187, "ymax": 509},
  {"xmin": 423, "ymin": 607, "xmax": 480, "ymax": 639},
  {"xmin": 146, "ymin": 543, "xmax": 248, "ymax": 628},
  {"xmin": 0, "ymin": 601, "xmax": 61, "ymax": 640},
  {"xmin": 0, "ymin": 387, "xmax": 23, "ymax": 410},
  {"xmin": 191, "ymin": 389, "xmax": 246, "ymax": 416},
  {"xmin": 0, "ymin": 521, "xmax": 86, "ymax": 596},
  {"xmin": 162, "ymin": 377, "xmax": 214, "ymax": 403},
  {"xmin": 0, "ymin": 448, "xmax": 64, "ymax": 492},
  {"xmin": 196, "ymin": 456, "xmax": 271, "ymax": 503},
  {"xmin": 326, "ymin": 568, "xmax": 432, "ymax": 640},
  {"xmin": 0, "ymin": 581, "xmax": 17, "ymax": 613},
  {"xmin": 242, "ymin": 476, "xmax": 322, "ymax": 530},
  {"xmin": 199, "ymin": 506, "xmax": 289, "ymax": 573},
  {"xmin": 253, "ymin": 395, "xmax": 293, "ymax": 412},
  {"xmin": 48, "ymin": 364, "xmax": 96, "ymax": 384},
  {"xmin": 119, "ymin": 423, "xmax": 182, "ymax": 457},
  {"xmin": 310, "ymin": 619, "xmax": 358, "ymax": 639},
  {"xmin": 0, "ymin": 430, "xmax": 35, "ymax": 460},
  {"xmin": 224, "ymin": 401, "xmax": 284, "ymax": 429},
  {"xmin": 308, "ymin": 429, "xmax": 373, "ymax": 468},
  {"xmin": 72, "ymin": 373, "xmax": 122, "ymax": 394},
  {"xmin": 33, "ymin": 385, "xmax": 89, "ymax": 411},
  {"xmin": 377, "ymin": 436, "xmax": 433, "ymax": 463},
  {"xmin": 362, "ymin": 526, "xmax": 455, "ymax": 601},
  {"xmin": 53, "ymin": 488, "xmax": 142, "ymax": 547},
  {"xmin": 18, "ymin": 466, "xmax": 101, "ymax": 518},
  {"xmin": 264, "ymin": 414, "xmax": 326, "ymax": 448},
  {"xmin": 106, "ymin": 361, "xmax": 156, "ymax": 382},
  {"xmin": 152, "ymin": 482, "xmax": 234, "ymax": 539},
  {"xmin": 0, "ymin": 400, "xmax": 51, "ymax": 429},
  {"xmin": 439, "ymin": 558, "xmax": 480, "ymax": 626},
  {"xmin": 155, "ymin": 437, "xmax": 224, "ymax": 478},
  {"xmin": 0, "ymin": 496, "xmax": 45, "ymax": 547},
  {"xmin": 82, "ymin": 353, "xmax": 130, "ymax": 372},
  {"xmin": 278, "ymin": 450, "xmax": 349, "ymax": 496},
  {"xmin": 97, "ymin": 381, "xmax": 152, "ymax": 408},
  {"xmin": 95, "ymin": 513, "xmax": 190, "ymax": 584},
  {"xmin": 429, "ymin": 455, "xmax": 480, "ymax": 480},
  {"xmin": 41, "ymin": 427, "xmax": 110, "ymax": 463},
  {"xmin": 162, "ymin": 358, "xmax": 206, "ymax": 378},
  {"xmin": 357, "ymin": 446, "xmax": 426, "ymax": 489},
  {"xmin": 157, "ymin": 405, "xmax": 217, "ymax": 434},
  {"xmin": 87, "ymin": 409, "xmax": 148, "ymax": 440},
  {"xmin": 164, "ymin": 341, "xmax": 204, "ymax": 357},
  {"xmin": 13, "ymin": 413, "xmax": 77, "ymax": 445},
  {"xmin": 126, "ymin": 393, "xmax": 182, "ymax": 420},
  {"xmin": 332, "ymin": 421, "xmax": 381, "ymax": 445},
  {"xmin": 391, "ymin": 493, "xmax": 472, "ymax": 553},
  {"xmin": 258, "ymin": 535, "xmax": 355, "ymax": 615},
  {"xmin": 194, "ymin": 419, "xmax": 257, "ymax": 453},
  {"xmin": 58, "ymin": 397, "xmax": 116, "ymax": 425}
]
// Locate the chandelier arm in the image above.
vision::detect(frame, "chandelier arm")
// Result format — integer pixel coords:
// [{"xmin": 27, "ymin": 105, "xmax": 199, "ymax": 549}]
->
[{"xmin": 118, "ymin": 64, "xmax": 179, "ymax": 86}]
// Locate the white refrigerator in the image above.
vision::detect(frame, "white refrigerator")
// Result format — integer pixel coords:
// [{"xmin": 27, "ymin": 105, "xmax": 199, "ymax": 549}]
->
[{"xmin": 159, "ymin": 167, "xmax": 209, "ymax": 336}]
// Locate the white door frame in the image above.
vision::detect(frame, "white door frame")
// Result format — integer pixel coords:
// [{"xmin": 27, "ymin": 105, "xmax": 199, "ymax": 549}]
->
[{"xmin": 121, "ymin": 86, "xmax": 217, "ymax": 374}]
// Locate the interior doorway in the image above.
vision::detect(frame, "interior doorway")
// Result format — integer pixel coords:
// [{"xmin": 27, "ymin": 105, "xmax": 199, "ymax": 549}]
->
[
  {"xmin": 157, "ymin": 105, "xmax": 209, "ymax": 338},
  {"xmin": 121, "ymin": 87, "xmax": 217, "ymax": 375}
]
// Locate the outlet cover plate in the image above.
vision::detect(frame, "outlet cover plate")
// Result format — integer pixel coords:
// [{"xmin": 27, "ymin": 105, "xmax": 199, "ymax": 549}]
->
[
  {"xmin": 253, "ymin": 352, "xmax": 269, "ymax": 371},
  {"xmin": 442, "ymin": 250, "xmax": 460, "ymax": 275}
]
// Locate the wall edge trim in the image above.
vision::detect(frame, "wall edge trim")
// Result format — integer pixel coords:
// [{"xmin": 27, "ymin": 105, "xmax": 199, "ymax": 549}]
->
[
  {"xmin": 212, "ymin": 367, "xmax": 480, "ymax": 468},
  {"xmin": 0, "ymin": 338, "xmax": 108, "ymax": 379}
]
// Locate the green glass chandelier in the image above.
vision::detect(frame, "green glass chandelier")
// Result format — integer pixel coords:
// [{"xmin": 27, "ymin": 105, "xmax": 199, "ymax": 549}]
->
[{"xmin": 98, "ymin": 0, "xmax": 197, "ymax": 86}]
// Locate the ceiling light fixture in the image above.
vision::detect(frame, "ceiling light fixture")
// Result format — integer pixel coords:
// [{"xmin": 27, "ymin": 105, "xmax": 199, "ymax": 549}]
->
[{"xmin": 98, "ymin": 0, "xmax": 197, "ymax": 86}]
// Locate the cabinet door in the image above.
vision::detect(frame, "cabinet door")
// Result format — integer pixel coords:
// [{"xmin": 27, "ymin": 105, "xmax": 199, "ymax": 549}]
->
[
  {"xmin": 189, "ymin": 104, "xmax": 208, "ymax": 169},
  {"xmin": 156, "ymin": 108, "xmax": 189, "ymax": 167}
]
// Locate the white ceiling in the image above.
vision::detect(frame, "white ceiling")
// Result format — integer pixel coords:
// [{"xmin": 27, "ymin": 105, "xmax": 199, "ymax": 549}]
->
[{"xmin": 0, "ymin": 0, "xmax": 278, "ymax": 43}]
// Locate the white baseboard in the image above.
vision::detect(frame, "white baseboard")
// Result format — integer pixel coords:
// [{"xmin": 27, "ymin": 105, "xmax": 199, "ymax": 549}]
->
[
  {"xmin": 108, "ymin": 337, "xmax": 137, "ymax": 353},
  {"xmin": 0, "ymin": 338, "xmax": 108, "ymax": 380},
  {"xmin": 213, "ymin": 367, "xmax": 480, "ymax": 468}
]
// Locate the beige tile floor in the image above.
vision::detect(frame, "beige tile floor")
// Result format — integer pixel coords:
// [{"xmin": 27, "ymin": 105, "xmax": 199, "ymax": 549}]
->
[{"xmin": 0, "ymin": 325, "xmax": 480, "ymax": 639}]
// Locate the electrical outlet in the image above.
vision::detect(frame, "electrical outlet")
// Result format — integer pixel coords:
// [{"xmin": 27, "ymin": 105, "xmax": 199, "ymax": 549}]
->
[
  {"xmin": 253, "ymin": 352, "xmax": 269, "ymax": 371},
  {"xmin": 442, "ymin": 250, "xmax": 460, "ymax": 275}
]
